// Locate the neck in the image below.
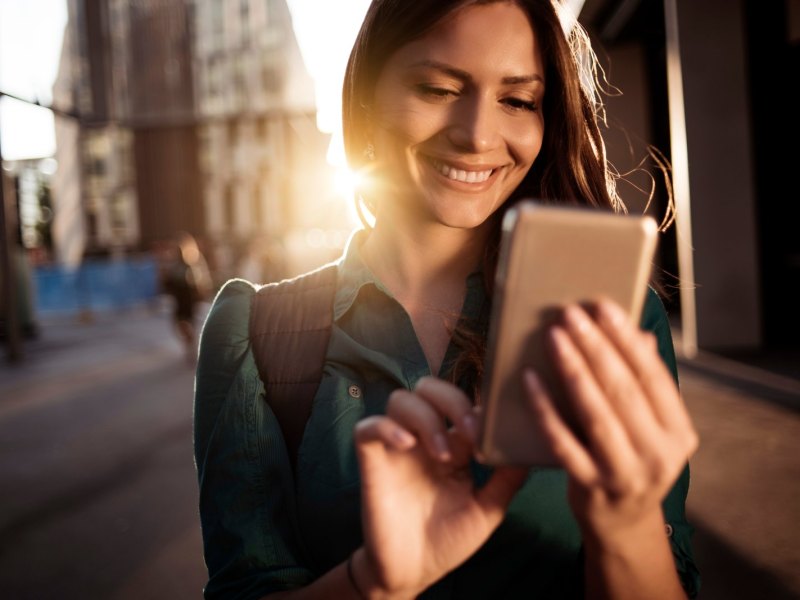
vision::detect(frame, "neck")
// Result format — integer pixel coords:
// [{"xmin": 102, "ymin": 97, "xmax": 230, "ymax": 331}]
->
[{"xmin": 360, "ymin": 216, "xmax": 491, "ymax": 312}]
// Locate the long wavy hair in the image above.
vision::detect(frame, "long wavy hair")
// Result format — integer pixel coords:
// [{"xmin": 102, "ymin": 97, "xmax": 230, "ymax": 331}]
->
[{"xmin": 342, "ymin": 0, "xmax": 629, "ymax": 395}]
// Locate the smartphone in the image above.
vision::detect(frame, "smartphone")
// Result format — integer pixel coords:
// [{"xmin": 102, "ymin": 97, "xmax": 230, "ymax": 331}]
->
[{"xmin": 477, "ymin": 201, "xmax": 658, "ymax": 466}]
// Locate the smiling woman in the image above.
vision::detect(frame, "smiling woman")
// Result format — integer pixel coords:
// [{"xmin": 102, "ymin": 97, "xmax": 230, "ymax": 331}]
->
[{"xmin": 193, "ymin": 1, "xmax": 701, "ymax": 599}]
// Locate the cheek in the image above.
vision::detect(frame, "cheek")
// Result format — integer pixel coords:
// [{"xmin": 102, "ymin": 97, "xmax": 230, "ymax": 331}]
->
[
  {"xmin": 375, "ymin": 102, "xmax": 448, "ymax": 148},
  {"xmin": 508, "ymin": 118, "xmax": 544, "ymax": 167}
]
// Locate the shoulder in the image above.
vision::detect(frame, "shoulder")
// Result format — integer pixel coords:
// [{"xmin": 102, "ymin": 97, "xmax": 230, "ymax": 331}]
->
[
  {"xmin": 250, "ymin": 263, "xmax": 338, "ymax": 330},
  {"xmin": 198, "ymin": 279, "xmax": 259, "ymax": 362},
  {"xmin": 641, "ymin": 286, "xmax": 671, "ymax": 334}
]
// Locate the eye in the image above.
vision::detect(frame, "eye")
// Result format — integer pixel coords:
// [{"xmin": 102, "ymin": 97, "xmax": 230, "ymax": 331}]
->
[
  {"xmin": 502, "ymin": 97, "xmax": 538, "ymax": 112},
  {"xmin": 416, "ymin": 84, "xmax": 459, "ymax": 100}
]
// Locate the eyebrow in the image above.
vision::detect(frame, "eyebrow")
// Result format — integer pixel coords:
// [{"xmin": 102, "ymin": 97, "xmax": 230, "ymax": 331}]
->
[{"xmin": 409, "ymin": 59, "xmax": 544, "ymax": 85}]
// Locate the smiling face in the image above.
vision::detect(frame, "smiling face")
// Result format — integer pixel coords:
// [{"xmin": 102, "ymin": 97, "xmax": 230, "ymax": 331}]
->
[{"xmin": 369, "ymin": 1, "xmax": 545, "ymax": 230}]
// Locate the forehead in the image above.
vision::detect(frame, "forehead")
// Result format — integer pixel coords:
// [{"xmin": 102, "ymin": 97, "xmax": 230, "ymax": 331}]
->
[{"xmin": 386, "ymin": 2, "xmax": 543, "ymax": 76}]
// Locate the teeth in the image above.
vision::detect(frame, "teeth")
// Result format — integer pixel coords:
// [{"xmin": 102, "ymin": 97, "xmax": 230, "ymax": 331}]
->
[{"xmin": 432, "ymin": 160, "xmax": 492, "ymax": 183}]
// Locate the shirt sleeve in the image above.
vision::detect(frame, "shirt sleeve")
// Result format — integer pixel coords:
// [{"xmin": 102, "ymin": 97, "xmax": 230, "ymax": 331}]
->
[
  {"xmin": 641, "ymin": 287, "xmax": 702, "ymax": 599},
  {"xmin": 194, "ymin": 279, "xmax": 315, "ymax": 600}
]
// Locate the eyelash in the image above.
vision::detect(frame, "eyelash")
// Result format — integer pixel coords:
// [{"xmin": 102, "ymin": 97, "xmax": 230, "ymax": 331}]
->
[
  {"xmin": 415, "ymin": 85, "xmax": 538, "ymax": 112},
  {"xmin": 416, "ymin": 84, "xmax": 457, "ymax": 99},
  {"xmin": 503, "ymin": 97, "xmax": 538, "ymax": 112}
]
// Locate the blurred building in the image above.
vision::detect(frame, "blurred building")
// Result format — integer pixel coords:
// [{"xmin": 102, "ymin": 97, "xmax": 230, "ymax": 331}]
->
[
  {"xmin": 191, "ymin": 0, "xmax": 332, "ymax": 281},
  {"xmin": 49, "ymin": 0, "xmax": 336, "ymax": 283}
]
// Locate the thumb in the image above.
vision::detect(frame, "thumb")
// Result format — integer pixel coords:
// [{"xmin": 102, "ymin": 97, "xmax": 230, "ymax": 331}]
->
[{"xmin": 475, "ymin": 466, "xmax": 529, "ymax": 522}]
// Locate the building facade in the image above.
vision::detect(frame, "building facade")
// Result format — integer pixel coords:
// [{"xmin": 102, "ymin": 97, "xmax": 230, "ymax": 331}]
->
[{"xmin": 50, "ymin": 0, "xmax": 335, "ymax": 282}]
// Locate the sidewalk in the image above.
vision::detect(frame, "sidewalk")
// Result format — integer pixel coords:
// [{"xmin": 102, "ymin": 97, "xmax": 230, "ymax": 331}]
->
[{"xmin": 670, "ymin": 329, "xmax": 800, "ymax": 599}]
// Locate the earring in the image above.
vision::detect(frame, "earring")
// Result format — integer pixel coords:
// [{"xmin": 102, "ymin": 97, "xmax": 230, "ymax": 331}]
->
[{"xmin": 364, "ymin": 143, "xmax": 375, "ymax": 161}]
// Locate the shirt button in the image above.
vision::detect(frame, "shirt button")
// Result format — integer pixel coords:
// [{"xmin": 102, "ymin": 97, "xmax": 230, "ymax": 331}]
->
[
  {"xmin": 665, "ymin": 523, "xmax": 674, "ymax": 537},
  {"xmin": 348, "ymin": 384, "xmax": 362, "ymax": 399}
]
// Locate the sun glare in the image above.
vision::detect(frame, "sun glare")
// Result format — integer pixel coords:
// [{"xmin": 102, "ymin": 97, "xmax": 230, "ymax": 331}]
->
[{"xmin": 334, "ymin": 167, "xmax": 360, "ymax": 200}]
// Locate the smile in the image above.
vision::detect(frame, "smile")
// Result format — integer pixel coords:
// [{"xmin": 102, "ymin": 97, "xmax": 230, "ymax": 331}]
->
[{"xmin": 430, "ymin": 159, "xmax": 494, "ymax": 184}]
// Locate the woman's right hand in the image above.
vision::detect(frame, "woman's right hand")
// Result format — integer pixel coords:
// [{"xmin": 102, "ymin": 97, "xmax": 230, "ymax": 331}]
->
[{"xmin": 352, "ymin": 377, "xmax": 528, "ymax": 599}]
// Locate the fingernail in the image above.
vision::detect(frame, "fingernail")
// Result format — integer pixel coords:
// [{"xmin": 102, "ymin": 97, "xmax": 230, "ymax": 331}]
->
[
  {"xmin": 392, "ymin": 428, "xmax": 415, "ymax": 448},
  {"xmin": 462, "ymin": 413, "xmax": 479, "ymax": 439},
  {"xmin": 414, "ymin": 376, "xmax": 431, "ymax": 391},
  {"xmin": 549, "ymin": 325, "xmax": 567, "ymax": 349},
  {"xmin": 600, "ymin": 300, "xmax": 626, "ymax": 325},
  {"xmin": 524, "ymin": 369, "xmax": 542, "ymax": 392},
  {"xmin": 433, "ymin": 432, "xmax": 451, "ymax": 460},
  {"xmin": 565, "ymin": 305, "xmax": 590, "ymax": 332}
]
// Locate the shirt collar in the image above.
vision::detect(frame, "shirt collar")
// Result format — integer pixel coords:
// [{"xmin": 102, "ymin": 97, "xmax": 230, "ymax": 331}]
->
[{"xmin": 334, "ymin": 228, "xmax": 381, "ymax": 321}]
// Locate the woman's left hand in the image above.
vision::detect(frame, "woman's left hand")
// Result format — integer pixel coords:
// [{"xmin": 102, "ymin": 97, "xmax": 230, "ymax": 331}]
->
[{"xmin": 523, "ymin": 299, "xmax": 699, "ymax": 547}]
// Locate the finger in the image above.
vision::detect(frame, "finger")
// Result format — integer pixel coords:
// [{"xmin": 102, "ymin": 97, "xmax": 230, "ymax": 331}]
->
[
  {"xmin": 593, "ymin": 299, "xmax": 698, "ymax": 448},
  {"xmin": 387, "ymin": 388, "xmax": 454, "ymax": 461},
  {"xmin": 548, "ymin": 325, "xmax": 638, "ymax": 479},
  {"xmin": 523, "ymin": 369, "xmax": 597, "ymax": 486},
  {"xmin": 560, "ymin": 304, "xmax": 663, "ymax": 451},
  {"xmin": 414, "ymin": 377, "xmax": 480, "ymax": 443},
  {"xmin": 354, "ymin": 415, "xmax": 417, "ymax": 451},
  {"xmin": 561, "ymin": 304, "xmax": 699, "ymax": 496}
]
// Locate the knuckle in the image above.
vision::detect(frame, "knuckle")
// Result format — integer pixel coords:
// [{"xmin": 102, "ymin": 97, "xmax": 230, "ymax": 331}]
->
[
  {"xmin": 606, "ymin": 379, "xmax": 636, "ymax": 404},
  {"xmin": 647, "ymin": 454, "xmax": 669, "ymax": 483},
  {"xmin": 607, "ymin": 473, "xmax": 635, "ymax": 497},
  {"xmin": 629, "ymin": 477, "xmax": 648, "ymax": 498}
]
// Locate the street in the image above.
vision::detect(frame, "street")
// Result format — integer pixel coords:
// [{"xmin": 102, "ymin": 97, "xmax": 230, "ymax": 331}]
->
[
  {"xmin": 0, "ymin": 304, "xmax": 798, "ymax": 599},
  {"xmin": 0, "ymin": 304, "xmax": 206, "ymax": 600}
]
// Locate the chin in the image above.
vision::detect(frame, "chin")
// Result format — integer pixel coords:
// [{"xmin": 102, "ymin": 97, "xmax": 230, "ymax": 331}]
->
[{"xmin": 425, "ymin": 196, "xmax": 501, "ymax": 231}]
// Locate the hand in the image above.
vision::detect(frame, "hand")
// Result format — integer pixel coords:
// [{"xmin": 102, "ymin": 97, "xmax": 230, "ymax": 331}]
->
[
  {"xmin": 353, "ymin": 377, "xmax": 528, "ymax": 599},
  {"xmin": 523, "ymin": 300, "xmax": 699, "ymax": 547}
]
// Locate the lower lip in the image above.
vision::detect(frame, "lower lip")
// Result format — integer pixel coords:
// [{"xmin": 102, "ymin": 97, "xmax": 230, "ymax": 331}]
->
[{"xmin": 423, "ymin": 158, "xmax": 501, "ymax": 192}]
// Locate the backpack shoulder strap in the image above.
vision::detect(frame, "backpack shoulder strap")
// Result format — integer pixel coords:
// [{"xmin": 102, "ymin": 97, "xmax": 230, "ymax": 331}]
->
[{"xmin": 249, "ymin": 263, "xmax": 338, "ymax": 472}]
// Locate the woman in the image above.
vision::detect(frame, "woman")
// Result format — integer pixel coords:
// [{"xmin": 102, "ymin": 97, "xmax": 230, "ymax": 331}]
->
[{"xmin": 194, "ymin": 1, "xmax": 701, "ymax": 598}]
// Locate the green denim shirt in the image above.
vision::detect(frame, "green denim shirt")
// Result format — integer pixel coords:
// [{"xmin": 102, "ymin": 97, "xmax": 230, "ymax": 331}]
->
[{"xmin": 194, "ymin": 230, "xmax": 701, "ymax": 600}]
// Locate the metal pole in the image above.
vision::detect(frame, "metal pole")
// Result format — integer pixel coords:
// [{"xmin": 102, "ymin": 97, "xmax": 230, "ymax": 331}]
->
[
  {"xmin": 0, "ymin": 122, "xmax": 24, "ymax": 362},
  {"xmin": 664, "ymin": 0, "xmax": 698, "ymax": 359}
]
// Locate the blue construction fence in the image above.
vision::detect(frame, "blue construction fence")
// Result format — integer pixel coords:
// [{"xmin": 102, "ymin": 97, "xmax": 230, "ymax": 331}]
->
[{"xmin": 33, "ymin": 257, "xmax": 161, "ymax": 315}]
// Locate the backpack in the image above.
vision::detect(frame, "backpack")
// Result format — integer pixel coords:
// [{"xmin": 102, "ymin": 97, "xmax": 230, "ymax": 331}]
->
[{"xmin": 249, "ymin": 263, "xmax": 338, "ymax": 473}]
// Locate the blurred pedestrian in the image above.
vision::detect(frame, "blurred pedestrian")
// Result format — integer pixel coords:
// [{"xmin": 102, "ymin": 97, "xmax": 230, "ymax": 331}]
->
[{"xmin": 161, "ymin": 231, "xmax": 212, "ymax": 363}]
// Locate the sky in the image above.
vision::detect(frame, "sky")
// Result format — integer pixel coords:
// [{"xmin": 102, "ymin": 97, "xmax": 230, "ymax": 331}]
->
[
  {"xmin": 0, "ymin": 0, "xmax": 371, "ymax": 162},
  {"xmin": 0, "ymin": 0, "xmax": 68, "ymax": 160}
]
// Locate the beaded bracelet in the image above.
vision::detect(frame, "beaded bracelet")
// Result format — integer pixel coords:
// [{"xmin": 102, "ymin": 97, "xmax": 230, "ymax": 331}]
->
[{"xmin": 346, "ymin": 552, "xmax": 368, "ymax": 600}]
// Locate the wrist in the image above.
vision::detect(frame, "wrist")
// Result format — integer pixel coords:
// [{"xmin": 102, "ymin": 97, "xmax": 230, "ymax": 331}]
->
[
  {"xmin": 580, "ymin": 509, "xmax": 687, "ymax": 600},
  {"xmin": 349, "ymin": 547, "xmax": 420, "ymax": 600},
  {"xmin": 580, "ymin": 509, "xmax": 668, "ymax": 557}
]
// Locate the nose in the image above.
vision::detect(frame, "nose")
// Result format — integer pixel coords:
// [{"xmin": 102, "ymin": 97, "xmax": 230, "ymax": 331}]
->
[{"xmin": 445, "ymin": 94, "xmax": 501, "ymax": 153}]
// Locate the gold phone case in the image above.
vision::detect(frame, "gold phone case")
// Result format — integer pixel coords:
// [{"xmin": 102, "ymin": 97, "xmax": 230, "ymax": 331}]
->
[{"xmin": 478, "ymin": 201, "xmax": 658, "ymax": 466}]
